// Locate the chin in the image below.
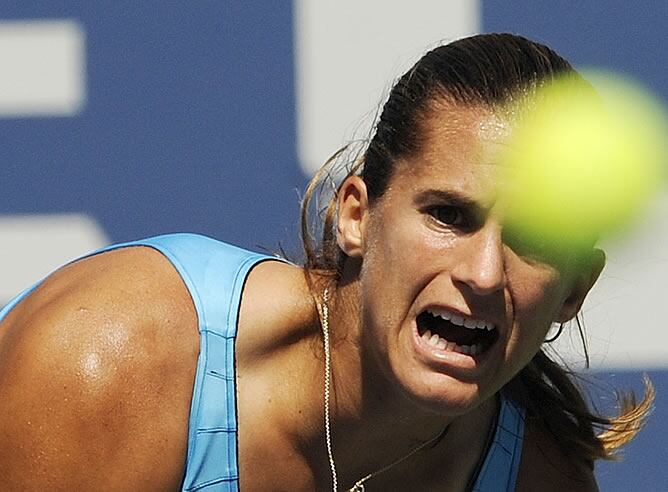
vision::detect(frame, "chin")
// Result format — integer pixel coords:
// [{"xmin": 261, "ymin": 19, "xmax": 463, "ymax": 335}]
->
[{"xmin": 397, "ymin": 370, "xmax": 489, "ymax": 417}]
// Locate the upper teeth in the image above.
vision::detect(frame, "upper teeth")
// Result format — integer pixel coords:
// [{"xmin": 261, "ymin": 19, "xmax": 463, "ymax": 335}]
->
[{"xmin": 426, "ymin": 308, "xmax": 495, "ymax": 331}]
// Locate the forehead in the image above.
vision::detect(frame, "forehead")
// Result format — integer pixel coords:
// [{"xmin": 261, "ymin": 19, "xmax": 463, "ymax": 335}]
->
[{"xmin": 394, "ymin": 103, "xmax": 512, "ymax": 200}]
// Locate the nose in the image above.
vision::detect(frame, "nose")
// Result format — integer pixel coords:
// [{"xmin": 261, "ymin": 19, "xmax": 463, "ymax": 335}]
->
[{"xmin": 451, "ymin": 222, "xmax": 506, "ymax": 296}]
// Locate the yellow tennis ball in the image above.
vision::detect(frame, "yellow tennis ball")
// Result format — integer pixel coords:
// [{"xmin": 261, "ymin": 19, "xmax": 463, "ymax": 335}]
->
[{"xmin": 500, "ymin": 72, "xmax": 667, "ymax": 252}]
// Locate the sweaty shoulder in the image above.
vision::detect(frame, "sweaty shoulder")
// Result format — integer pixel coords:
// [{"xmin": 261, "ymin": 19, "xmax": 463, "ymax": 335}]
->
[
  {"xmin": 515, "ymin": 416, "xmax": 599, "ymax": 492},
  {"xmin": 0, "ymin": 246, "xmax": 199, "ymax": 490},
  {"xmin": 237, "ymin": 259, "xmax": 318, "ymax": 362}
]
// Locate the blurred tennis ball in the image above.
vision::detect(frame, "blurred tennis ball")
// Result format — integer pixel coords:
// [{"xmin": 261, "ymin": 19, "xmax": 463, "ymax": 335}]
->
[{"xmin": 500, "ymin": 71, "xmax": 667, "ymax": 252}]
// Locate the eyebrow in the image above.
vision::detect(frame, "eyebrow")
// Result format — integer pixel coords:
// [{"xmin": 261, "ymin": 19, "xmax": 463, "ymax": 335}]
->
[{"xmin": 413, "ymin": 189, "xmax": 494, "ymax": 223}]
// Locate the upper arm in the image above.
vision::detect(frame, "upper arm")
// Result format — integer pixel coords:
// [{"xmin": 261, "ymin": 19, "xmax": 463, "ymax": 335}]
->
[
  {"xmin": 0, "ymin": 247, "xmax": 199, "ymax": 490},
  {"xmin": 515, "ymin": 416, "xmax": 599, "ymax": 492}
]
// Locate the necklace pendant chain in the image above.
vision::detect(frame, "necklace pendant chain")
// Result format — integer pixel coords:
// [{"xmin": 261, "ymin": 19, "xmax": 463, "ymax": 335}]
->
[{"xmin": 320, "ymin": 287, "xmax": 449, "ymax": 492}]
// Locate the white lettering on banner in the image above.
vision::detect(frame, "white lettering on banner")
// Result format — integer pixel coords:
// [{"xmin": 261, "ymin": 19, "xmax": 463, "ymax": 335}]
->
[
  {"xmin": 0, "ymin": 19, "xmax": 85, "ymax": 117},
  {"xmin": 294, "ymin": 0, "xmax": 479, "ymax": 176},
  {"xmin": 0, "ymin": 214, "xmax": 108, "ymax": 304}
]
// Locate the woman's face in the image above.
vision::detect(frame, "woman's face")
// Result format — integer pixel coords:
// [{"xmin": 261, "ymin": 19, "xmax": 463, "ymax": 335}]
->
[{"xmin": 339, "ymin": 103, "xmax": 602, "ymax": 415}]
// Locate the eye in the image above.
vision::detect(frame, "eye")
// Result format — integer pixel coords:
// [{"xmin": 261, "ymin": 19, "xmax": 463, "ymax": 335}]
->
[{"xmin": 428, "ymin": 206, "xmax": 467, "ymax": 227}]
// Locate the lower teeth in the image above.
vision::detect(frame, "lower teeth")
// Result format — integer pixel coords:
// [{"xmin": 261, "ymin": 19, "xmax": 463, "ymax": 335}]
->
[{"xmin": 422, "ymin": 330, "xmax": 482, "ymax": 355}]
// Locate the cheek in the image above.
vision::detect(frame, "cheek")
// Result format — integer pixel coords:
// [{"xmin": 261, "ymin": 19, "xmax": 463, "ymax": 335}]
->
[
  {"xmin": 506, "ymin": 266, "xmax": 568, "ymax": 345},
  {"xmin": 359, "ymin": 217, "xmax": 432, "ymax": 332},
  {"xmin": 363, "ymin": 212, "xmax": 426, "ymax": 281}
]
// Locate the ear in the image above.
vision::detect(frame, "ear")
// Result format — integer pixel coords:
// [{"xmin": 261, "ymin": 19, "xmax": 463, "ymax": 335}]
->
[
  {"xmin": 555, "ymin": 248, "xmax": 606, "ymax": 323},
  {"xmin": 336, "ymin": 176, "xmax": 369, "ymax": 258}
]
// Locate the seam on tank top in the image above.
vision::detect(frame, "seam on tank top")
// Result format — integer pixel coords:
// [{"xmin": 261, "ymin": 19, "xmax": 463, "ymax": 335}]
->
[
  {"xmin": 507, "ymin": 399, "xmax": 525, "ymax": 492},
  {"xmin": 469, "ymin": 394, "xmax": 502, "ymax": 491},
  {"xmin": 210, "ymin": 254, "xmax": 264, "ymax": 492},
  {"xmin": 500, "ymin": 396, "xmax": 524, "ymax": 492},
  {"xmin": 225, "ymin": 255, "xmax": 264, "ymax": 333},
  {"xmin": 496, "ymin": 418, "xmax": 524, "ymax": 455},
  {"xmin": 132, "ymin": 237, "xmax": 216, "ymax": 492},
  {"xmin": 200, "ymin": 329, "xmax": 235, "ymax": 340},
  {"xmin": 494, "ymin": 436, "xmax": 514, "ymax": 456},
  {"xmin": 471, "ymin": 393, "xmax": 523, "ymax": 491},
  {"xmin": 188, "ymin": 252, "xmax": 252, "ymax": 491},
  {"xmin": 185, "ymin": 475, "xmax": 238, "ymax": 491},
  {"xmin": 507, "ymin": 435, "xmax": 522, "ymax": 492},
  {"xmin": 229, "ymin": 255, "xmax": 281, "ymax": 492},
  {"xmin": 207, "ymin": 369, "xmax": 234, "ymax": 381},
  {"xmin": 145, "ymin": 239, "xmax": 211, "ymax": 479},
  {"xmin": 196, "ymin": 426, "xmax": 237, "ymax": 434}
]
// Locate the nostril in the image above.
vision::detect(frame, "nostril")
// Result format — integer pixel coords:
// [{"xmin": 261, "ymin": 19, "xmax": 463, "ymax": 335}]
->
[{"xmin": 453, "ymin": 273, "xmax": 506, "ymax": 297}]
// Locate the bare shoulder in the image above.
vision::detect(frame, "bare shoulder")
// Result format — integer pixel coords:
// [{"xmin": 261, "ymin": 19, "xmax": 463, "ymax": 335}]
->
[
  {"xmin": 0, "ymin": 247, "xmax": 199, "ymax": 490},
  {"xmin": 515, "ymin": 416, "xmax": 599, "ymax": 492},
  {"xmin": 237, "ymin": 259, "xmax": 317, "ymax": 361}
]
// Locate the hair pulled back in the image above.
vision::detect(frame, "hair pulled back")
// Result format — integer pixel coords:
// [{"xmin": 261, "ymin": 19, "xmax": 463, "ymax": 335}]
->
[
  {"xmin": 362, "ymin": 33, "xmax": 572, "ymax": 201},
  {"xmin": 300, "ymin": 33, "xmax": 653, "ymax": 467}
]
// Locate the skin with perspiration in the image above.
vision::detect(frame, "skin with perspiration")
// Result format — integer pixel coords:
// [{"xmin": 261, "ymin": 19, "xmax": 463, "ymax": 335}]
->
[{"xmin": 0, "ymin": 103, "xmax": 601, "ymax": 491}]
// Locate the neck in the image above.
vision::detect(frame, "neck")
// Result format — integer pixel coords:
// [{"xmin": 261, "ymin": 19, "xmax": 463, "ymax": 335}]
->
[
  {"xmin": 283, "ymin": 272, "xmax": 497, "ymax": 490},
  {"xmin": 299, "ymin": 278, "xmax": 474, "ymax": 489}
]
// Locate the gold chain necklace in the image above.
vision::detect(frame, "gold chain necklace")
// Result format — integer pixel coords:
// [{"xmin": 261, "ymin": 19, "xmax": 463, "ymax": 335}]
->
[{"xmin": 318, "ymin": 288, "xmax": 449, "ymax": 492}]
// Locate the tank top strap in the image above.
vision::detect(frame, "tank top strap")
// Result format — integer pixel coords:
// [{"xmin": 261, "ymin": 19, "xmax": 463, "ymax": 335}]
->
[
  {"xmin": 128, "ymin": 233, "xmax": 272, "ymax": 338},
  {"xmin": 0, "ymin": 233, "xmax": 277, "ymax": 491},
  {"xmin": 122, "ymin": 234, "xmax": 275, "ymax": 491},
  {"xmin": 74, "ymin": 233, "xmax": 275, "ymax": 490},
  {"xmin": 471, "ymin": 392, "xmax": 526, "ymax": 491}
]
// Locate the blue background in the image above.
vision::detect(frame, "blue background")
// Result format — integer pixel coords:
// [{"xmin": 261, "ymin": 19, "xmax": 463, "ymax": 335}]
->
[
  {"xmin": 1, "ymin": 2, "xmax": 665, "ymax": 489},
  {"xmin": 1, "ymin": 2, "xmax": 304, "ymax": 253}
]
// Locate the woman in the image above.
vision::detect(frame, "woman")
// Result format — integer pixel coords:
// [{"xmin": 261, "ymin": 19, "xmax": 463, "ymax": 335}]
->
[{"xmin": 0, "ymin": 33, "xmax": 652, "ymax": 491}]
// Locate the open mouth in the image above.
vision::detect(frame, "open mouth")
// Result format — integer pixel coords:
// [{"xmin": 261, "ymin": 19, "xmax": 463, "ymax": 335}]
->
[{"xmin": 416, "ymin": 308, "xmax": 499, "ymax": 357}]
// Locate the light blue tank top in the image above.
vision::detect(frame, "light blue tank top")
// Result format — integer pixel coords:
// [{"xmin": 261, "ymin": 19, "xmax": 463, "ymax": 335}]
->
[{"xmin": 0, "ymin": 233, "xmax": 525, "ymax": 491}]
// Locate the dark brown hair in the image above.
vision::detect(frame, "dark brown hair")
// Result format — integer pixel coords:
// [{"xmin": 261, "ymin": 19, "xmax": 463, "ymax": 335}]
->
[{"xmin": 301, "ymin": 33, "xmax": 653, "ymax": 467}]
